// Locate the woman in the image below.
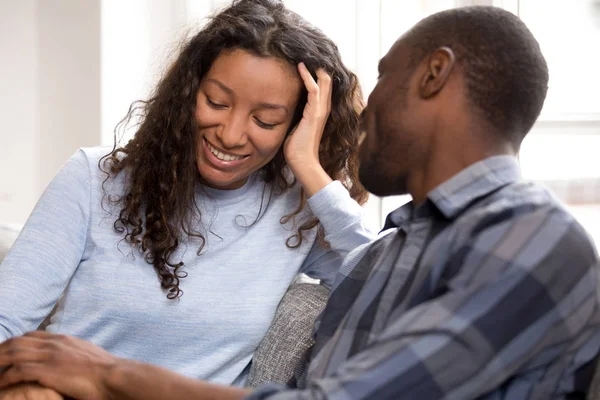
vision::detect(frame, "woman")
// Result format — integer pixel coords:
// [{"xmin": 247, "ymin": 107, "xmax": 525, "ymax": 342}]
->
[{"xmin": 0, "ymin": 0, "xmax": 372, "ymax": 387}]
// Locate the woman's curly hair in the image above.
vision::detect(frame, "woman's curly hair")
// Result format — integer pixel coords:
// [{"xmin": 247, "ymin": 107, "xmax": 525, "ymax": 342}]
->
[{"xmin": 100, "ymin": 0, "xmax": 368, "ymax": 299}]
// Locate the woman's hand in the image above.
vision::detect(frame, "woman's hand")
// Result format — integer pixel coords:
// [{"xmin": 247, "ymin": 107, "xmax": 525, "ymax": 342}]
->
[
  {"xmin": 283, "ymin": 63, "xmax": 334, "ymax": 198},
  {"xmin": 0, "ymin": 384, "xmax": 63, "ymax": 400},
  {"xmin": 0, "ymin": 332, "xmax": 118, "ymax": 400}
]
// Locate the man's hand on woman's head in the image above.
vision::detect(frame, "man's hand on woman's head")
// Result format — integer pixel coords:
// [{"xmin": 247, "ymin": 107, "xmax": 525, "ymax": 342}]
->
[{"xmin": 0, "ymin": 332, "xmax": 117, "ymax": 400}]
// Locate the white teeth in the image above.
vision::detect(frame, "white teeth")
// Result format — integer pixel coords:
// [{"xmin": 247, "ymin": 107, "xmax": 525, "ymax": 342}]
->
[{"xmin": 207, "ymin": 141, "xmax": 244, "ymax": 161}]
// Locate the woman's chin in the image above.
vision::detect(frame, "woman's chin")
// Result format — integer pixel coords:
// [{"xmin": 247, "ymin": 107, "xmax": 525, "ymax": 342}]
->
[{"xmin": 198, "ymin": 171, "xmax": 248, "ymax": 190}]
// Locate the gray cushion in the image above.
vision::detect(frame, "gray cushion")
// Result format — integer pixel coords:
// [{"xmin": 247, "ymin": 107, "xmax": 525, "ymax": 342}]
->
[{"xmin": 246, "ymin": 282, "xmax": 329, "ymax": 388}]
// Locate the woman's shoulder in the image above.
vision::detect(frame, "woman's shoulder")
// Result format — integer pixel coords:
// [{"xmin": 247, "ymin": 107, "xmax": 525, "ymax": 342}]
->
[
  {"xmin": 76, "ymin": 146, "xmax": 115, "ymax": 169},
  {"xmin": 72, "ymin": 146, "xmax": 125, "ymax": 179},
  {"xmin": 67, "ymin": 146, "xmax": 128, "ymax": 196}
]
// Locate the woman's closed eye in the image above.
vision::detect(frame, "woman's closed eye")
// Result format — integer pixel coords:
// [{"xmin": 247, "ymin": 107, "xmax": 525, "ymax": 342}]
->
[
  {"xmin": 253, "ymin": 117, "xmax": 279, "ymax": 130},
  {"xmin": 206, "ymin": 97, "xmax": 228, "ymax": 110}
]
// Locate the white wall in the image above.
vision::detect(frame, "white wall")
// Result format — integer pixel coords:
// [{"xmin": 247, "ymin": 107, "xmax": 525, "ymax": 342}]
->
[
  {"xmin": 0, "ymin": 0, "xmax": 101, "ymax": 225},
  {"xmin": 100, "ymin": 0, "xmax": 234, "ymax": 146},
  {"xmin": 38, "ymin": 0, "xmax": 101, "ymax": 190},
  {"xmin": 0, "ymin": 1, "xmax": 39, "ymax": 224},
  {"xmin": 101, "ymin": 0, "xmax": 188, "ymax": 145}
]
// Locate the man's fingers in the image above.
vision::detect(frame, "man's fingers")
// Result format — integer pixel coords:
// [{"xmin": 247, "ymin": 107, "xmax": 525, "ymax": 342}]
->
[
  {"xmin": 0, "ymin": 363, "xmax": 44, "ymax": 389},
  {"xmin": 0, "ymin": 383, "xmax": 64, "ymax": 400},
  {"xmin": 0, "ymin": 349, "xmax": 54, "ymax": 369},
  {"xmin": 0, "ymin": 337, "xmax": 58, "ymax": 371}
]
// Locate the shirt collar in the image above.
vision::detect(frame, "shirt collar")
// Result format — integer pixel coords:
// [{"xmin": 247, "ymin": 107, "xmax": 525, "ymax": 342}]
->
[{"xmin": 382, "ymin": 155, "xmax": 521, "ymax": 231}]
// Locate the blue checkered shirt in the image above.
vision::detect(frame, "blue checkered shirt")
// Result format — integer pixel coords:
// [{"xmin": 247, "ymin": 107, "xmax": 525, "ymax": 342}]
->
[{"xmin": 248, "ymin": 156, "xmax": 600, "ymax": 399}]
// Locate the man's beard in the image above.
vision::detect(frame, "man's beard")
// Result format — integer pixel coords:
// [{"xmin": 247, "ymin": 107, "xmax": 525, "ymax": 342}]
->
[{"xmin": 358, "ymin": 153, "xmax": 408, "ymax": 197}]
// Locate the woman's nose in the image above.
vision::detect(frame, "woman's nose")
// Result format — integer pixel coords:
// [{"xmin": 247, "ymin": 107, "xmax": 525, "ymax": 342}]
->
[{"xmin": 217, "ymin": 112, "xmax": 248, "ymax": 148}]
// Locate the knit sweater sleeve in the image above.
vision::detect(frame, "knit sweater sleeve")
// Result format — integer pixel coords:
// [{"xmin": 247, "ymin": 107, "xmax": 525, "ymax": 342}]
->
[
  {"xmin": 299, "ymin": 181, "xmax": 375, "ymax": 288},
  {"xmin": 0, "ymin": 150, "xmax": 91, "ymax": 342}
]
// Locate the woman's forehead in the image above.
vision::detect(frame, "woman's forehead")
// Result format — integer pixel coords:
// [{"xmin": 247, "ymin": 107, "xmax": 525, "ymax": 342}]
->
[{"xmin": 204, "ymin": 49, "xmax": 302, "ymax": 105}]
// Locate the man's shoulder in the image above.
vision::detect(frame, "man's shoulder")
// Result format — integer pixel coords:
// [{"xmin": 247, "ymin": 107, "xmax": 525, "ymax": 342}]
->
[
  {"xmin": 457, "ymin": 180, "xmax": 574, "ymax": 232},
  {"xmin": 452, "ymin": 179, "xmax": 598, "ymax": 263}
]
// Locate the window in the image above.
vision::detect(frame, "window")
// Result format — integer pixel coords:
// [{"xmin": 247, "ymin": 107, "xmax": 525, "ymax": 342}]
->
[
  {"xmin": 518, "ymin": 0, "xmax": 600, "ymax": 119},
  {"xmin": 512, "ymin": 0, "xmax": 600, "ymax": 245}
]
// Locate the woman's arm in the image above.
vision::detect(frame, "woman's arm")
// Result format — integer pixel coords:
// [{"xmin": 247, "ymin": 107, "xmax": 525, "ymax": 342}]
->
[
  {"xmin": 299, "ymin": 184, "xmax": 375, "ymax": 288},
  {"xmin": 0, "ymin": 150, "xmax": 91, "ymax": 341},
  {"xmin": 283, "ymin": 65, "xmax": 375, "ymax": 260},
  {"xmin": 283, "ymin": 64, "xmax": 333, "ymax": 199}
]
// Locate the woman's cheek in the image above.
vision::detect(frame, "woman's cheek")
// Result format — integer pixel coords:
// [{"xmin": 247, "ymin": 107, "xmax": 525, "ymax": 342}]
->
[
  {"xmin": 194, "ymin": 104, "xmax": 223, "ymax": 126},
  {"xmin": 250, "ymin": 128, "xmax": 287, "ymax": 156}
]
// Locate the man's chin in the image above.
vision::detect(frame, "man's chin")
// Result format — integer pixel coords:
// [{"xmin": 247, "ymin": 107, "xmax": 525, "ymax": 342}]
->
[
  {"xmin": 359, "ymin": 169, "xmax": 407, "ymax": 197},
  {"xmin": 365, "ymin": 186, "xmax": 407, "ymax": 198}
]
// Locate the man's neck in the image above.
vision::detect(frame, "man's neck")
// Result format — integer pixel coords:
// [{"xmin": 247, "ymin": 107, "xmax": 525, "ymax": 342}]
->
[{"xmin": 407, "ymin": 136, "xmax": 515, "ymax": 206}]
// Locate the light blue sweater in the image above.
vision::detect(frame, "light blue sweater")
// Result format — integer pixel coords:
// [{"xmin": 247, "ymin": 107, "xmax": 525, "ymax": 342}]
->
[{"xmin": 0, "ymin": 147, "xmax": 374, "ymax": 385}]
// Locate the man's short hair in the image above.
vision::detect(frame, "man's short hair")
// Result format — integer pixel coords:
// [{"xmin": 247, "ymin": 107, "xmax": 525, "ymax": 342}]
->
[{"xmin": 405, "ymin": 6, "xmax": 549, "ymax": 146}]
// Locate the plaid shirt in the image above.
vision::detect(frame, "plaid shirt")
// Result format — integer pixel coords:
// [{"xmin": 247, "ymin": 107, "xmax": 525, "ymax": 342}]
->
[{"xmin": 248, "ymin": 156, "xmax": 600, "ymax": 399}]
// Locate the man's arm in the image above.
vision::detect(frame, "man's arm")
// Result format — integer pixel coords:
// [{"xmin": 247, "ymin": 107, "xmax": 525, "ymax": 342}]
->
[
  {"xmin": 105, "ymin": 360, "xmax": 249, "ymax": 400},
  {"xmin": 0, "ymin": 331, "xmax": 248, "ymax": 400}
]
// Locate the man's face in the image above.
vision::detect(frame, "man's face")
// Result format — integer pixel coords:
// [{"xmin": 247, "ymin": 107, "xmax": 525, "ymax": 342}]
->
[{"xmin": 359, "ymin": 38, "xmax": 429, "ymax": 197}]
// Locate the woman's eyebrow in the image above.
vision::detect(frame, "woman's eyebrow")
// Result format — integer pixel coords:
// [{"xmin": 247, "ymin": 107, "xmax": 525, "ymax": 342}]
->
[
  {"xmin": 206, "ymin": 78, "xmax": 289, "ymax": 114},
  {"xmin": 256, "ymin": 102, "xmax": 288, "ymax": 114},
  {"xmin": 205, "ymin": 78, "xmax": 234, "ymax": 95}
]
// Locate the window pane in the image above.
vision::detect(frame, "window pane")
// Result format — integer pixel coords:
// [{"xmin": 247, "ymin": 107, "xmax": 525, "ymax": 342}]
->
[
  {"xmin": 520, "ymin": 132, "xmax": 600, "ymax": 245},
  {"xmin": 569, "ymin": 205, "xmax": 600, "ymax": 246},
  {"xmin": 284, "ymin": 0, "xmax": 358, "ymax": 69},
  {"xmin": 519, "ymin": 0, "xmax": 600, "ymax": 118},
  {"xmin": 381, "ymin": 0, "xmax": 456, "ymax": 53},
  {"xmin": 520, "ymin": 133, "xmax": 600, "ymax": 181}
]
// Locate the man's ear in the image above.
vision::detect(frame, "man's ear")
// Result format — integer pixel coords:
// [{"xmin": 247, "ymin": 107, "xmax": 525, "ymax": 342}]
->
[{"xmin": 419, "ymin": 46, "xmax": 456, "ymax": 99}]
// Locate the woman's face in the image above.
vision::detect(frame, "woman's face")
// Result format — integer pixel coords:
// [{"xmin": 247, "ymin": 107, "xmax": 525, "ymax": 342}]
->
[{"xmin": 195, "ymin": 49, "xmax": 303, "ymax": 190}]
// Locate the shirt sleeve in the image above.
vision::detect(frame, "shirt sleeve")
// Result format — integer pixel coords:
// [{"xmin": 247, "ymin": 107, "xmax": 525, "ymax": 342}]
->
[
  {"xmin": 307, "ymin": 181, "xmax": 374, "ymax": 256},
  {"xmin": 0, "ymin": 150, "xmax": 91, "ymax": 342},
  {"xmin": 299, "ymin": 181, "xmax": 375, "ymax": 289},
  {"xmin": 246, "ymin": 205, "xmax": 600, "ymax": 399}
]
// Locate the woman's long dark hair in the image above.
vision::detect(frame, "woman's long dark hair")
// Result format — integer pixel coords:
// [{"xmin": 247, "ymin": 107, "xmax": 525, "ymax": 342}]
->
[{"xmin": 101, "ymin": 0, "xmax": 368, "ymax": 299}]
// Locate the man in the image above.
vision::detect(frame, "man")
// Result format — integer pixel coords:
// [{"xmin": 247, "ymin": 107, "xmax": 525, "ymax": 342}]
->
[{"xmin": 1, "ymin": 5, "xmax": 599, "ymax": 400}]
